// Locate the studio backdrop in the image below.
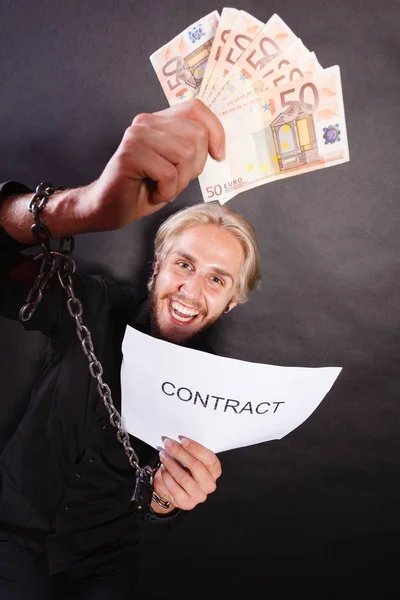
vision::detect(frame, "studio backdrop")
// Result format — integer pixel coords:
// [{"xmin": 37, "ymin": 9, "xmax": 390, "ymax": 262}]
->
[{"xmin": 0, "ymin": 0, "xmax": 399, "ymax": 595}]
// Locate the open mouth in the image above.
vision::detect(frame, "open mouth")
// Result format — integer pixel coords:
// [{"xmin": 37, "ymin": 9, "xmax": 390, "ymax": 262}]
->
[{"xmin": 169, "ymin": 300, "xmax": 200, "ymax": 324}]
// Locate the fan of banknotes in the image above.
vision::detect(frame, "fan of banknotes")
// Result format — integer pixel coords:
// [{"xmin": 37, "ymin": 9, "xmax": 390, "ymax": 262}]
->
[{"xmin": 150, "ymin": 8, "xmax": 349, "ymax": 204}]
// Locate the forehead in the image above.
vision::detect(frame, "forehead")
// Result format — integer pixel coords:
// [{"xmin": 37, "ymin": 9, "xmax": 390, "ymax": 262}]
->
[{"xmin": 166, "ymin": 224, "xmax": 244, "ymax": 273}]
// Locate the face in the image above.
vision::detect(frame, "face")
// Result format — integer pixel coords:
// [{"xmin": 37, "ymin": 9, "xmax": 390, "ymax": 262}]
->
[{"xmin": 149, "ymin": 224, "xmax": 245, "ymax": 343}]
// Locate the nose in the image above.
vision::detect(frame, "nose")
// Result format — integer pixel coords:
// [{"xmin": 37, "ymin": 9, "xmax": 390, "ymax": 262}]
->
[{"xmin": 179, "ymin": 272, "xmax": 203, "ymax": 302}]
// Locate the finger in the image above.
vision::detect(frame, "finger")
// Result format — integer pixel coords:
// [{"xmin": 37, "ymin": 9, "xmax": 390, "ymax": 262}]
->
[
  {"xmin": 159, "ymin": 464, "xmax": 185, "ymax": 508},
  {"xmin": 145, "ymin": 116, "xmax": 209, "ymax": 177},
  {"xmin": 161, "ymin": 443, "xmax": 216, "ymax": 495},
  {"xmin": 160, "ymin": 446, "xmax": 216, "ymax": 497},
  {"xmin": 152, "ymin": 466, "xmax": 174, "ymax": 505},
  {"xmin": 160, "ymin": 463, "xmax": 205, "ymax": 511},
  {"xmin": 176, "ymin": 436, "xmax": 222, "ymax": 480},
  {"xmin": 160, "ymin": 450, "xmax": 205, "ymax": 499},
  {"xmin": 155, "ymin": 99, "xmax": 225, "ymax": 162},
  {"xmin": 156, "ymin": 445, "xmax": 189, "ymax": 472},
  {"xmin": 131, "ymin": 123, "xmax": 205, "ymax": 195},
  {"xmin": 119, "ymin": 146, "xmax": 179, "ymax": 203}
]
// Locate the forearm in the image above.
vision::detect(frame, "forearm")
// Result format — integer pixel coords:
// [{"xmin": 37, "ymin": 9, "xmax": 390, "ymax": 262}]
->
[
  {"xmin": 0, "ymin": 100, "xmax": 225, "ymax": 245},
  {"xmin": 0, "ymin": 184, "xmax": 100, "ymax": 244}
]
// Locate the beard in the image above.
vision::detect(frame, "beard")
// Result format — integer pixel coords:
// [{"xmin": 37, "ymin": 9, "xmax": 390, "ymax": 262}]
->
[{"xmin": 148, "ymin": 279, "xmax": 223, "ymax": 345}]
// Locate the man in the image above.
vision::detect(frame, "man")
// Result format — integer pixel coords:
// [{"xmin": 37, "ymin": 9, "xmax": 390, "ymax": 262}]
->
[{"xmin": 0, "ymin": 99, "xmax": 260, "ymax": 598}]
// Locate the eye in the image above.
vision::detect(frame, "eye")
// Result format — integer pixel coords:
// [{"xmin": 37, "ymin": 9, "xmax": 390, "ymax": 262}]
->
[
  {"xmin": 177, "ymin": 261, "xmax": 192, "ymax": 270},
  {"xmin": 211, "ymin": 276, "xmax": 223, "ymax": 286}
]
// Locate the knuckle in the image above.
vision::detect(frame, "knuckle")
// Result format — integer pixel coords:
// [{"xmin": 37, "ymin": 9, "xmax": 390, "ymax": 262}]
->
[
  {"xmin": 207, "ymin": 481, "xmax": 217, "ymax": 494},
  {"xmin": 179, "ymin": 471, "xmax": 192, "ymax": 488},
  {"xmin": 183, "ymin": 498, "xmax": 197, "ymax": 511},
  {"xmin": 121, "ymin": 124, "xmax": 142, "ymax": 147},
  {"xmin": 172, "ymin": 489, "xmax": 185, "ymax": 506},
  {"xmin": 211, "ymin": 457, "xmax": 222, "ymax": 471},
  {"xmin": 113, "ymin": 149, "xmax": 132, "ymax": 169},
  {"xmin": 190, "ymin": 98, "xmax": 204, "ymax": 112},
  {"xmin": 131, "ymin": 112, "xmax": 152, "ymax": 127},
  {"xmin": 194, "ymin": 123, "xmax": 208, "ymax": 143},
  {"xmin": 161, "ymin": 165, "xmax": 177, "ymax": 182},
  {"xmin": 180, "ymin": 140, "xmax": 197, "ymax": 161},
  {"xmin": 198, "ymin": 492, "xmax": 207, "ymax": 504}
]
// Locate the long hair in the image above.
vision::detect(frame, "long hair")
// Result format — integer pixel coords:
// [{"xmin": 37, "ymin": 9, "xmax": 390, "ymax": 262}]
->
[{"xmin": 148, "ymin": 201, "xmax": 261, "ymax": 303}]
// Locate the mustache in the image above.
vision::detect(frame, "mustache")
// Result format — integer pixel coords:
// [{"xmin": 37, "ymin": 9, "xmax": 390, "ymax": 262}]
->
[{"xmin": 163, "ymin": 293, "xmax": 206, "ymax": 316}]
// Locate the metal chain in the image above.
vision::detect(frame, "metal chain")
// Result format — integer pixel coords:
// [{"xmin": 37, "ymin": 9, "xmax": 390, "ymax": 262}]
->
[
  {"xmin": 19, "ymin": 184, "xmax": 142, "ymax": 476},
  {"xmin": 28, "ymin": 182, "xmax": 60, "ymax": 258},
  {"xmin": 19, "ymin": 253, "xmax": 57, "ymax": 322},
  {"xmin": 58, "ymin": 256, "xmax": 142, "ymax": 474}
]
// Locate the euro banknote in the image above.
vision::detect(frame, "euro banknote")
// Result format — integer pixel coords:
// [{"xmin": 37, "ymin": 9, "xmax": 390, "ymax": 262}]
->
[
  {"xmin": 198, "ymin": 66, "xmax": 349, "ymax": 203},
  {"xmin": 150, "ymin": 11, "xmax": 219, "ymax": 106},
  {"xmin": 199, "ymin": 7, "xmax": 239, "ymax": 100},
  {"xmin": 213, "ymin": 39, "xmax": 320, "ymax": 113},
  {"xmin": 202, "ymin": 10, "xmax": 263, "ymax": 105},
  {"xmin": 207, "ymin": 13, "xmax": 305, "ymax": 109},
  {"xmin": 150, "ymin": 9, "xmax": 350, "ymax": 203}
]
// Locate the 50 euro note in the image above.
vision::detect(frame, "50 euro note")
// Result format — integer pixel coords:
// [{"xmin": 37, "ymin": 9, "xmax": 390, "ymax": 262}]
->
[
  {"xmin": 150, "ymin": 11, "xmax": 219, "ymax": 106},
  {"xmin": 208, "ymin": 13, "xmax": 305, "ymax": 111},
  {"xmin": 213, "ymin": 38, "xmax": 319, "ymax": 113},
  {"xmin": 202, "ymin": 9, "xmax": 263, "ymax": 105},
  {"xmin": 198, "ymin": 66, "xmax": 349, "ymax": 204},
  {"xmin": 199, "ymin": 7, "xmax": 239, "ymax": 100}
]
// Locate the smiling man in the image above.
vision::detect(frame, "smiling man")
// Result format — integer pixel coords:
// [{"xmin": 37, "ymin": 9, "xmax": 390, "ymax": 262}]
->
[
  {"xmin": 148, "ymin": 205, "xmax": 259, "ymax": 343},
  {"xmin": 151, "ymin": 223, "xmax": 241, "ymax": 341},
  {"xmin": 0, "ymin": 99, "xmax": 260, "ymax": 598}
]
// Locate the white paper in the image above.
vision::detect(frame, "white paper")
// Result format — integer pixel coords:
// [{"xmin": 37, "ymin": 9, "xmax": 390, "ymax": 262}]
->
[{"xmin": 121, "ymin": 326, "xmax": 342, "ymax": 454}]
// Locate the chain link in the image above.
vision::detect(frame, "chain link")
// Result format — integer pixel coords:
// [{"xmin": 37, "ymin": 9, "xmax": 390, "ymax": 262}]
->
[
  {"xmin": 57, "ymin": 261, "xmax": 141, "ymax": 474},
  {"xmin": 19, "ymin": 253, "xmax": 56, "ymax": 322},
  {"xmin": 19, "ymin": 184, "xmax": 142, "ymax": 477},
  {"xmin": 28, "ymin": 182, "xmax": 60, "ymax": 257}
]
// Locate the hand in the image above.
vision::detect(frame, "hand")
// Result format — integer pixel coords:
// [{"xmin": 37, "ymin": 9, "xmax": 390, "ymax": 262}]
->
[
  {"xmin": 85, "ymin": 99, "xmax": 226, "ymax": 230},
  {"xmin": 0, "ymin": 100, "xmax": 225, "ymax": 244},
  {"xmin": 151, "ymin": 436, "xmax": 222, "ymax": 513}
]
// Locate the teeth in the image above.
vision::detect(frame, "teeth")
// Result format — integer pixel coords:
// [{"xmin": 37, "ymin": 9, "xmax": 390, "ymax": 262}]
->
[
  {"xmin": 172, "ymin": 312, "xmax": 194, "ymax": 323},
  {"xmin": 171, "ymin": 301, "xmax": 199, "ymax": 318}
]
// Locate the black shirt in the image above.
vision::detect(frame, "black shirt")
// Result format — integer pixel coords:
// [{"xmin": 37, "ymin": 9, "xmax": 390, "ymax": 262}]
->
[{"xmin": 0, "ymin": 181, "xmax": 189, "ymax": 574}]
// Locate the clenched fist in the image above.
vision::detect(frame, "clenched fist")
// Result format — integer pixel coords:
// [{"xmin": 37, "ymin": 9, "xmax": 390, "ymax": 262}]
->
[
  {"xmin": 0, "ymin": 99, "xmax": 225, "ymax": 243},
  {"xmin": 86, "ymin": 99, "xmax": 226, "ymax": 229}
]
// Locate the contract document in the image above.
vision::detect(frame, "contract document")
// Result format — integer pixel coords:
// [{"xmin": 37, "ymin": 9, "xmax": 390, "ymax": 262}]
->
[{"xmin": 121, "ymin": 326, "xmax": 341, "ymax": 453}]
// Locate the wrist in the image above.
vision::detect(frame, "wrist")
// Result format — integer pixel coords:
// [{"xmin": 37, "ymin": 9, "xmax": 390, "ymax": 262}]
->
[
  {"xmin": 150, "ymin": 497, "xmax": 176, "ymax": 515},
  {"xmin": 0, "ymin": 185, "xmax": 90, "ymax": 243}
]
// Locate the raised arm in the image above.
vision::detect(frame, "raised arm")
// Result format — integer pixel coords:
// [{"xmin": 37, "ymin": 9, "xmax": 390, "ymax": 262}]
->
[{"xmin": 0, "ymin": 99, "xmax": 225, "ymax": 244}]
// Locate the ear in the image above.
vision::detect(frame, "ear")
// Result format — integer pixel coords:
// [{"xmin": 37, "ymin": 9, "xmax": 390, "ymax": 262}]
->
[
  {"xmin": 224, "ymin": 301, "xmax": 238, "ymax": 313},
  {"xmin": 153, "ymin": 261, "xmax": 159, "ymax": 276}
]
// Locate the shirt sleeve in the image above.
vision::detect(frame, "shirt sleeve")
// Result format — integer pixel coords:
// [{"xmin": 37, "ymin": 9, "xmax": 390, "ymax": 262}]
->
[
  {"xmin": 145, "ymin": 506, "xmax": 181, "ymax": 523},
  {"xmin": 0, "ymin": 180, "xmax": 34, "ymax": 254},
  {"xmin": 0, "ymin": 180, "xmax": 32, "ymax": 200},
  {"xmin": 0, "ymin": 181, "xmax": 139, "ymax": 337}
]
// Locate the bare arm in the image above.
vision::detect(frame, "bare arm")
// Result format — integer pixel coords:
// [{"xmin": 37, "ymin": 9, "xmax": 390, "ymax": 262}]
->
[
  {"xmin": 0, "ymin": 99, "xmax": 225, "ymax": 244},
  {"xmin": 0, "ymin": 186, "xmax": 93, "ymax": 244}
]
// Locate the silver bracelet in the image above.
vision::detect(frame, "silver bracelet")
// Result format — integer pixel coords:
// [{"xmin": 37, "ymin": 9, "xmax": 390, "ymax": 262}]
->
[{"xmin": 151, "ymin": 491, "xmax": 170, "ymax": 510}]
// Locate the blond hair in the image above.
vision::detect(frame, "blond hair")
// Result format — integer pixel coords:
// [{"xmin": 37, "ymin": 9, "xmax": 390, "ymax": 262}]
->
[{"xmin": 148, "ymin": 201, "xmax": 261, "ymax": 303}]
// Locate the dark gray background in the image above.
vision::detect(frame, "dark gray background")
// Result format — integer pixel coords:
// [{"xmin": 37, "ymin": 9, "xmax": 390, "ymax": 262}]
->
[{"xmin": 1, "ymin": 0, "xmax": 399, "ymax": 595}]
